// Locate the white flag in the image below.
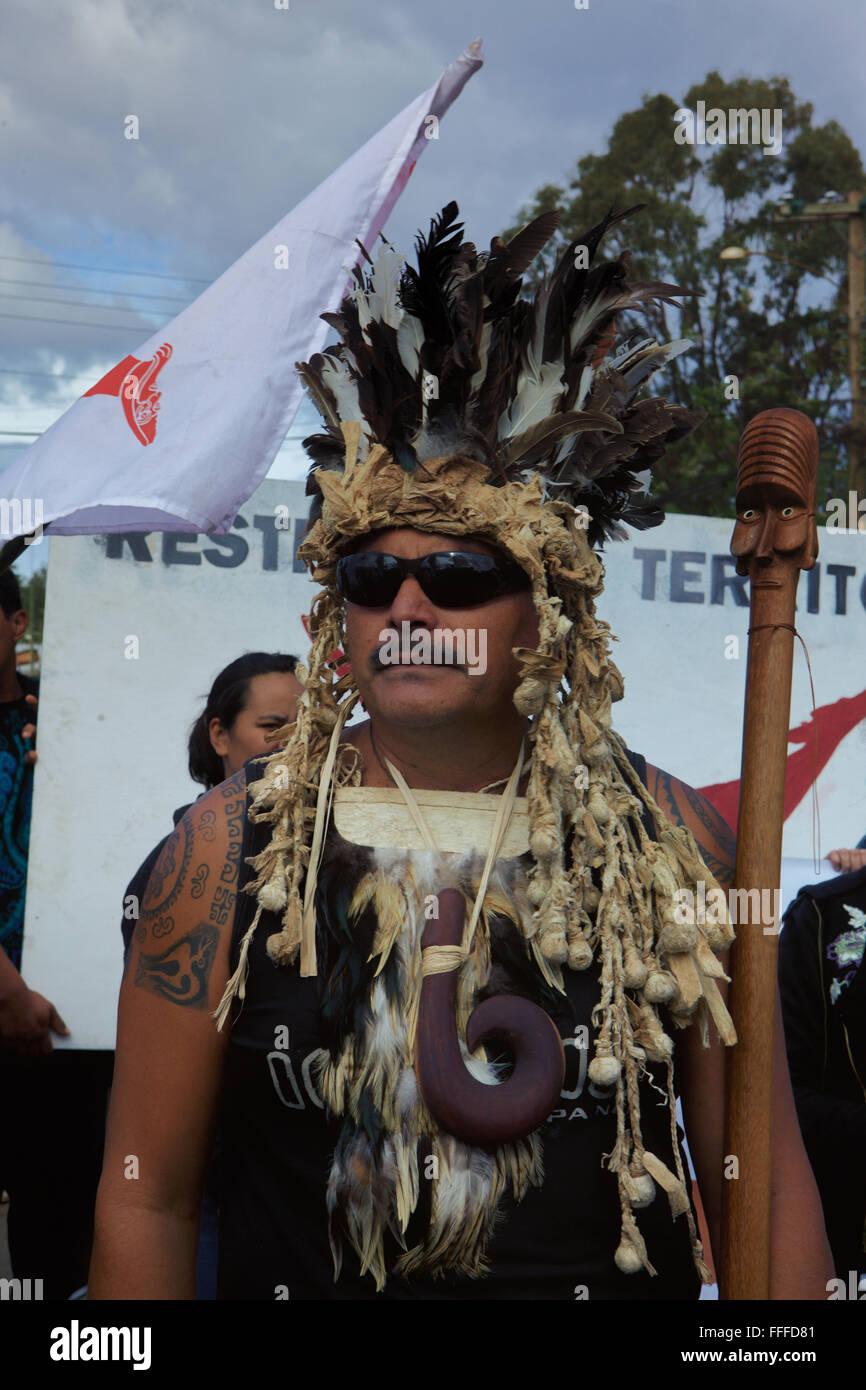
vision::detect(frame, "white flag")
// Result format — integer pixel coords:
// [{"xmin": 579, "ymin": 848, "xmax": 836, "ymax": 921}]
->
[{"xmin": 1, "ymin": 39, "xmax": 483, "ymax": 541}]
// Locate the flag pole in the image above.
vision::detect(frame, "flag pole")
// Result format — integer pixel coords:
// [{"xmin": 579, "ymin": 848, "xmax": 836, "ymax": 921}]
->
[{"xmin": 719, "ymin": 408, "xmax": 819, "ymax": 1299}]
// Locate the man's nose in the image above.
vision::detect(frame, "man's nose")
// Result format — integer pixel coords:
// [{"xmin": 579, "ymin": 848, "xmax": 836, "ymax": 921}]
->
[{"xmin": 388, "ymin": 574, "xmax": 438, "ymax": 625}]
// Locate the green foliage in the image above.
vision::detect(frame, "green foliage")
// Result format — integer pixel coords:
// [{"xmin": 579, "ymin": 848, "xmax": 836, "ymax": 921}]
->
[
  {"xmin": 504, "ymin": 74, "xmax": 865, "ymax": 517},
  {"xmin": 22, "ymin": 566, "xmax": 45, "ymax": 646}
]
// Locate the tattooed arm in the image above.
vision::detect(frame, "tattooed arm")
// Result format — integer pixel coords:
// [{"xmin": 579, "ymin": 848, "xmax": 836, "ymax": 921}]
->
[
  {"xmin": 648, "ymin": 762, "xmax": 833, "ymax": 1296},
  {"xmin": 89, "ymin": 771, "xmax": 247, "ymax": 1300},
  {"xmin": 644, "ymin": 764, "xmax": 736, "ymax": 890}
]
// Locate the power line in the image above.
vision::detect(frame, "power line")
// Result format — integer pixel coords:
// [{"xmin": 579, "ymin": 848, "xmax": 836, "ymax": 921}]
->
[
  {"xmin": 0, "ymin": 275, "xmax": 193, "ymax": 305},
  {"xmin": 0, "ymin": 311, "xmax": 151, "ymax": 332},
  {"xmin": 0, "ymin": 253, "xmax": 210, "ymax": 285},
  {"xmin": 0, "ymin": 292, "xmax": 171, "ymax": 316},
  {"xmin": 0, "ymin": 367, "xmax": 98, "ymax": 382}
]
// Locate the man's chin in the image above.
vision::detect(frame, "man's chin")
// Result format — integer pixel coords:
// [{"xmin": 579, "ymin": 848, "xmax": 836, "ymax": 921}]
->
[{"xmin": 362, "ymin": 668, "xmax": 478, "ymax": 726}]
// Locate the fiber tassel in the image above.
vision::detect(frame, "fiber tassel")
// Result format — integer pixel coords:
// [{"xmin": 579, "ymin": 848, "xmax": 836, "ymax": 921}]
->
[{"xmin": 212, "ymin": 902, "xmax": 264, "ymax": 1032}]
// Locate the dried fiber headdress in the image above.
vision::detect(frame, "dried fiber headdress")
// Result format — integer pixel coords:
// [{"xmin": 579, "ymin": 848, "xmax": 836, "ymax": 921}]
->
[{"xmin": 216, "ymin": 202, "xmax": 736, "ymax": 1285}]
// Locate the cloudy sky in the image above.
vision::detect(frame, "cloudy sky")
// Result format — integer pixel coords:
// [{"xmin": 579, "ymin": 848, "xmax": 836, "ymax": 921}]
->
[{"xmin": 1, "ymin": 0, "xmax": 864, "ymax": 493}]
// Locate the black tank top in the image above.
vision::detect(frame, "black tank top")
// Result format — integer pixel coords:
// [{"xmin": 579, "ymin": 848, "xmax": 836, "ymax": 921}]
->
[{"xmin": 216, "ymin": 751, "xmax": 701, "ymax": 1301}]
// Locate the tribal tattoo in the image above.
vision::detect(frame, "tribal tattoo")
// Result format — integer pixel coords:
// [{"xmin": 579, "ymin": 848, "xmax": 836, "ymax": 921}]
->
[
  {"xmin": 650, "ymin": 767, "xmax": 736, "ymax": 888},
  {"xmin": 134, "ymin": 925, "xmax": 219, "ymax": 1009},
  {"xmin": 127, "ymin": 769, "xmax": 247, "ymax": 984},
  {"xmin": 221, "ymin": 796, "xmax": 245, "ymax": 884},
  {"xmin": 142, "ymin": 816, "xmax": 194, "ymax": 915},
  {"xmin": 190, "ymin": 864, "xmax": 210, "ymax": 899},
  {"xmin": 209, "ymin": 886, "xmax": 234, "ymax": 927}
]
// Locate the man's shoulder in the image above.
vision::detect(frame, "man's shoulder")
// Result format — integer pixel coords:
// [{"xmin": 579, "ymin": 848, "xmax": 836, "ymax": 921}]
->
[
  {"xmin": 644, "ymin": 761, "xmax": 737, "ymax": 888},
  {"xmin": 126, "ymin": 768, "xmax": 249, "ymax": 987},
  {"xmin": 141, "ymin": 770, "xmax": 248, "ymax": 912},
  {"xmin": 181, "ymin": 768, "xmax": 247, "ymax": 829}
]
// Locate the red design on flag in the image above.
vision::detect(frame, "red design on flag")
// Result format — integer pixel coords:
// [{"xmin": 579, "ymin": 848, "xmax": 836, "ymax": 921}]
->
[{"xmin": 83, "ymin": 343, "xmax": 172, "ymax": 445}]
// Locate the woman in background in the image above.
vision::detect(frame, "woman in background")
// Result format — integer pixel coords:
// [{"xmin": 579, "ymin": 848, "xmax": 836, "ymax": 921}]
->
[
  {"xmin": 120, "ymin": 650, "xmax": 302, "ymax": 1299},
  {"xmin": 122, "ymin": 651, "xmax": 301, "ymax": 956}
]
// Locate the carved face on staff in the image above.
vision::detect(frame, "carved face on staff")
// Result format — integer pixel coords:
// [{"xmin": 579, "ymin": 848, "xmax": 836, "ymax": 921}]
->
[{"xmin": 731, "ymin": 453, "xmax": 818, "ymax": 579}]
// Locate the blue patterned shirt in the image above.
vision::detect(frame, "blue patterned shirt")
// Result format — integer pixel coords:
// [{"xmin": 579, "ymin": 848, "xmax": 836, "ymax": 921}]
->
[{"xmin": 0, "ymin": 674, "xmax": 38, "ymax": 971}]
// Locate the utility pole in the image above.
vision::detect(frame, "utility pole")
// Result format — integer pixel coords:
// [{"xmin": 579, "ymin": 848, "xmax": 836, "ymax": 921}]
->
[{"xmin": 775, "ymin": 190, "xmax": 866, "ymax": 502}]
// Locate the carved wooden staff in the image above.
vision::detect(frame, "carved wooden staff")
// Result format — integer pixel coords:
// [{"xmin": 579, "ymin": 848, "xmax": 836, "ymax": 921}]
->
[
  {"xmin": 415, "ymin": 888, "xmax": 565, "ymax": 1147},
  {"xmin": 720, "ymin": 407, "xmax": 819, "ymax": 1299}
]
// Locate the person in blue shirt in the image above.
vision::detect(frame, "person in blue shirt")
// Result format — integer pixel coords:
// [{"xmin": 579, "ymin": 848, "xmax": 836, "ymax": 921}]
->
[{"xmin": 0, "ymin": 568, "xmax": 63, "ymax": 1044}]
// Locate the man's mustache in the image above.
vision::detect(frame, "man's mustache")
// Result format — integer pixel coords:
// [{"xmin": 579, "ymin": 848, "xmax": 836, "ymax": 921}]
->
[
  {"xmin": 369, "ymin": 622, "xmax": 487, "ymax": 676},
  {"xmin": 370, "ymin": 634, "xmax": 467, "ymax": 672}
]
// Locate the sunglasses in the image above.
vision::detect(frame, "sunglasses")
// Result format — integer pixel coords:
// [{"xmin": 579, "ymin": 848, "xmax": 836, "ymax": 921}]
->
[{"xmin": 336, "ymin": 551, "xmax": 531, "ymax": 609}]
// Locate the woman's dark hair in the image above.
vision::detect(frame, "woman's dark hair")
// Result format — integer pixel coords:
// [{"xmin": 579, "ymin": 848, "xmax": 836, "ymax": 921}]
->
[
  {"xmin": 188, "ymin": 652, "xmax": 298, "ymax": 790},
  {"xmin": 0, "ymin": 569, "xmax": 23, "ymax": 618}
]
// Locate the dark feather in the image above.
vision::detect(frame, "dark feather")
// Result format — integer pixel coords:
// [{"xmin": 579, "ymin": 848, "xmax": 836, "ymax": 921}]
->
[
  {"xmin": 498, "ymin": 209, "xmax": 561, "ymax": 278},
  {"xmin": 296, "ymin": 197, "xmax": 701, "ymax": 545}
]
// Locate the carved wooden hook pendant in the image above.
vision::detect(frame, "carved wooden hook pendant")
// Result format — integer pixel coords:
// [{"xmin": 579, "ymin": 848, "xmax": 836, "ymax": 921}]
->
[{"xmin": 414, "ymin": 888, "xmax": 565, "ymax": 1148}]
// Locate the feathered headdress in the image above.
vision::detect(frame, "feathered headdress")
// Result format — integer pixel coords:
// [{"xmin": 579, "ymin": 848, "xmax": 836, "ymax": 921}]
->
[
  {"xmin": 215, "ymin": 203, "xmax": 735, "ymax": 1289},
  {"xmin": 299, "ymin": 200, "xmax": 699, "ymax": 546}
]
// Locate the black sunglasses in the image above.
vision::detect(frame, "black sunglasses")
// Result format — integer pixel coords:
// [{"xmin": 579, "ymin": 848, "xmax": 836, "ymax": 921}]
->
[{"xmin": 336, "ymin": 551, "xmax": 531, "ymax": 609}]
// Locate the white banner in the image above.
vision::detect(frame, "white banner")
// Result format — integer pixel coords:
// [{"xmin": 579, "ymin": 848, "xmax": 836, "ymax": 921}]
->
[
  {"xmin": 20, "ymin": 507, "xmax": 865, "ymax": 1048},
  {"xmin": 22, "ymin": 480, "xmax": 313, "ymax": 1048},
  {"xmin": 600, "ymin": 513, "xmax": 866, "ymax": 858}
]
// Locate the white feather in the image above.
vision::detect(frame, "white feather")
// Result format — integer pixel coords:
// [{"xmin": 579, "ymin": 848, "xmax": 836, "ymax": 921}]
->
[
  {"xmin": 353, "ymin": 284, "xmax": 373, "ymax": 333},
  {"xmin": 574, "ymin": 362, "xmax": 595, "ymax": 412},
  {"xmin": 498, "ymin": 360, "xmax": 564, "ymax": 439},
  {"xmin": 369, "ymin": 248, "xmax": 408, "ymax": 331},
  {"xmin": 498, "ymin": 288, "xmax": 566, "ymax": 439},
  {"xmin": 368, "ymin": 977, "xmax": 406, "ymax": 1068},
  {"xmin": 396, "ymin": 311, "xmax": 425, "ymax": 380},
  {"xmin": 469, "ymin": 318, "xmax": 493, "ymax": 396},
  {"xmin": 319, "ymin": 353, "xmax": 371, "ymax": 458},
  {"xmin": 620, "ymin": 338, "xmax": 692, "ymax": 390},
  {"xmin": 568, "ymin": 288, "xmax": 634, "ymax": 358}
]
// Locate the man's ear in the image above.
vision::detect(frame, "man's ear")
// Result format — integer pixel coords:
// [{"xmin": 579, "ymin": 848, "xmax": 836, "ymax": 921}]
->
[
  {"xmin": 208, "ymin": 716, "xmax": 230, "ymax": 758},
  {"xmin": 11, "ymin": 609, "xmax": 28, "ymax": 640}
]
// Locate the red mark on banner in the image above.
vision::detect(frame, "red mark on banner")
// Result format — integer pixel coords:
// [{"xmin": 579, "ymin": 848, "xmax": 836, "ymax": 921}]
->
[
  {"xmin": 700, "ymin": 689, "xmax": 866, "ymax": 828},
  {"xmin": 83, "ymin": 343, "xmax": 172, "ymax": 445}
]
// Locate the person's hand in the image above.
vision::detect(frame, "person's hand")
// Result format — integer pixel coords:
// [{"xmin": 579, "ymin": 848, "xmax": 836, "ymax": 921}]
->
[
  {"xmin": 21, "ymin": 691, "xmax": 37, "ymax": 766},
  {"xmin": 827, "ymin": 847, "xmax": 866, "ymax": 873},
  {"xmin": 0, "ymin": 979, "xmax": 69, "ymax": 1057}
]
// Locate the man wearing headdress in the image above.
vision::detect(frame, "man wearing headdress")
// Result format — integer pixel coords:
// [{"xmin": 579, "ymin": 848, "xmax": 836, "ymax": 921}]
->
[{"xmin": 90, "ymin": 204, "xmax": 832, "ymax": 1300}]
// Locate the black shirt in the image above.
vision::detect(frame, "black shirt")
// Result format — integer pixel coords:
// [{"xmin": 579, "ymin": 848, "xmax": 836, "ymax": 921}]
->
[
  {"xmin": 779, "ymin": 867, "xmax": 866, "ymax": 1276},
  {"xmin": 216, "ymin": 753, "xmax": 701, "ymax": 1300}
]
